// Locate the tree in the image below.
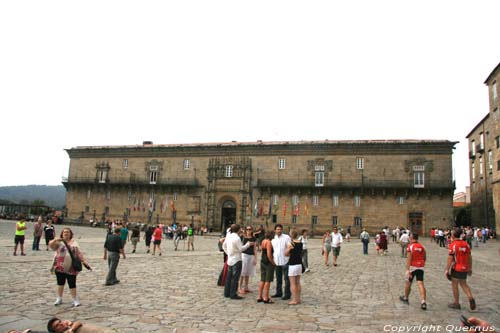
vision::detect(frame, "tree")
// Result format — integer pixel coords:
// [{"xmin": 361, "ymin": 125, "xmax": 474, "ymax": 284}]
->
[{"xmin": 32, "ymin": 199, "xmax": 46, "ymax": 206}]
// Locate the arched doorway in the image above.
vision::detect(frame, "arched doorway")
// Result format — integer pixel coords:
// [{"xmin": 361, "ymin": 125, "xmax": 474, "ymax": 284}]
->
[{"xmin": 221, "ymin": 200, "xmax": 236, "ymax": 233}]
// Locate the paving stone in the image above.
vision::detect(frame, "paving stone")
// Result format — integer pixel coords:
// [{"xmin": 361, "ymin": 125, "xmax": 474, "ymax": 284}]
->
[{"xmin": 1, "ymin": 220, "xmax": 499, "ymax": 332}]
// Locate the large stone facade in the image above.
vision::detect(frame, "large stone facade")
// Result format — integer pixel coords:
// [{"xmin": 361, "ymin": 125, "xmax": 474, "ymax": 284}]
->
[
  {"xmin": 63, "ymin": 140, "xmax": 456, "ymax": 235},
  {"xmin": 467, "ymin": 62, "xmax": 500, "ymax": 234}
]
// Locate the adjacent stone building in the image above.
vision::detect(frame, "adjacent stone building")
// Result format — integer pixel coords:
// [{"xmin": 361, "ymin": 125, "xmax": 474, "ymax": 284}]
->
[
  {"xmin": 467, "ymin": 62, "xmax": 500, "ymax": 234},
  {"xmin": 63, "ymin": 140, "xmax": 456, "ymax": 235}
]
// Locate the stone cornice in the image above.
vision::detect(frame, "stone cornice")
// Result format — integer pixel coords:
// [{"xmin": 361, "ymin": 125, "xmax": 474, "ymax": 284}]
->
[{"xmin": 66, "ymin": 140, "xmax": 457, "ymax": 159}]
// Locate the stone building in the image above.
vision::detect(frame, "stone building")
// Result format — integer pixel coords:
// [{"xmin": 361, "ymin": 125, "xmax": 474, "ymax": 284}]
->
[
  {"xmin": 467, "ymin": 62, "xmax": 500, "ymax": 234},
  {"xmin": 63, "ymin": 139, "xmax": 456, "ymax": 235}
]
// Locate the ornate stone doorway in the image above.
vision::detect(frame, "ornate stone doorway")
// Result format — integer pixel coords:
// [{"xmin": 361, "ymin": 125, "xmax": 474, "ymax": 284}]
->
[{"xmin": 221, "ymin": 200, "xmax": 236, "ymax": 232}]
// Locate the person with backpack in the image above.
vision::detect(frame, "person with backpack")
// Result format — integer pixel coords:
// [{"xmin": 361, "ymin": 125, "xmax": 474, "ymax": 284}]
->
[{"xmin": 445, "ymin": 229, "xmax": 476, "ymax": 310}]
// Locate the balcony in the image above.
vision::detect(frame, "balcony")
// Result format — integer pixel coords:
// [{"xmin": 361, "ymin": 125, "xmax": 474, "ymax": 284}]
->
[
  {"xmin": 469, "ymin": 151, "xmax": 476, "ymax": 159},
  {"xmin": 62, "ymin": 176, "xmax": 199, "ymax": 189},
  {"xmin": 255, "ymin": 178, "xmax": 454, "ymax": 192},
  {"xmin": 476, "ymin": 144, "xmax": 485, "ymax": 153}
]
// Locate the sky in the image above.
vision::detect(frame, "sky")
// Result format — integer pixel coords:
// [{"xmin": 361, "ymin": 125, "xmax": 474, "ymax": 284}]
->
[{"xmin": 1, "ymin": 1, "xmax": 499, "ymax": 193}]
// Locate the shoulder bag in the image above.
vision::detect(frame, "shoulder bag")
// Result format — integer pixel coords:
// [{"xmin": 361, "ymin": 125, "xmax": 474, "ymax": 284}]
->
[{"xmin": 63, "ymin": 240, "xmax": 82, "ymax": 272}]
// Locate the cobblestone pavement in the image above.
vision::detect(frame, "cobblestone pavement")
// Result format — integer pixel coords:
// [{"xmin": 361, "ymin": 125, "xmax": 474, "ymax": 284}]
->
[{"xmin": 0, "ymin": 220, "xmax": 499, "ymax": 333}]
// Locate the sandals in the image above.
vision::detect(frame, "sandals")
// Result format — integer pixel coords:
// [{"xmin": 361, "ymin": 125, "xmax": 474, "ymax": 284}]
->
[
  {"xmin": 263, "ymin": 299, "xmax": 274, "ymax": 304},
  {"xmin": 257, "ymin": 298, "xmax": 263, "ymax": 303}
]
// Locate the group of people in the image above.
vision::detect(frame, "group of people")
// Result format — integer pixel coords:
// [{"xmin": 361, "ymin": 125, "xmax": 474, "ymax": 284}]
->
[
  {"xmin": 13, "ymin": 216, "xmax": 56, "ymax": 256},
  {"xmin": 220, "ymin": 224, "xmax": 310, "ymax": 305}
]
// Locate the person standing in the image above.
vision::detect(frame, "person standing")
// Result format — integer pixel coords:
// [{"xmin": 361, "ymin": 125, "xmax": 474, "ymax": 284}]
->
[
  {"xmin": 103, "ymin": 227, "xmax": 126, "ymax": 286},
  {"xmin": 285, "ymin": 230, "xmax": 303, "ymax": 305},
  {"xmin": 239, "ymin": 226, "xmax": 256, "ymax": 294},
  {"xmin": 14, "ymin": 217, "xmax": 27, "ymax": 256},
  {"xmin": 322, "ymin": 230, "xmax": 332, "ymax": 266},
  {"xmin": 49, "ymin": 228, "xmax": 90, "ymax": 307},
  {"xmin": 120, "ymin": 223, "xmax": 128, "ymax": 248},
  {"xmin": 145, "ymin": 225, "xmax": 154, "ymax": 253},
  {"xmin": 44, "ymin": 220, "xmax": 56, "ymax": 251},
  {"xmin": 298, "ymin": 229, "xmax": 310, "ymax": 272},
  {"xmin": 331, "ymin": 227, "xmax": 343, "ymax": 266},
  {"xmin": 271, "ymin": 224, "xmax": 292, "ymax": 300},
  {"xmin": 379, "ymin": 230, "xmax": 388, "ymax": 256},
  {"xmin": 399, "ymin": 233, "xmax": 427, "ymax": 310},
  {"xmin": 360, "ymin": 228, "xmax": 370, "ymax": 255},
  {"xmin": 400, "ymin": 231, "xmax": 410, "ymax": 257},
  {"xmin": 130, "ymin": 225, "xmax": 140, "ymax": 253},
  {"xmin": 32, "ymin": 216, "xmax": 43, "ymax": 251},
  {"xmin": 257, "ymin": 230, "xmax": 275, "ymax": 303},
  {"xmin": 152, "ymin": 225, "xmax": 162, "ymax": 256},
  {"xmin": 446, "ymin": 229, "xmax": 476, "ymax": 310},
  {"xmin": 187, "ymin": 225, "xmax": 195, "ymax": 251},
  {"xmin": 222, "ymin": 224, "xmax": 254, "ymax": 299}
]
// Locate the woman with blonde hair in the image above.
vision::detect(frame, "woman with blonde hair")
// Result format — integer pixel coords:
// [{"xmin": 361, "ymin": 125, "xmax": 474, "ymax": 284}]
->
[{"xmin": 49, "ymin": 227, "xmax": 90, "ymax": 307}]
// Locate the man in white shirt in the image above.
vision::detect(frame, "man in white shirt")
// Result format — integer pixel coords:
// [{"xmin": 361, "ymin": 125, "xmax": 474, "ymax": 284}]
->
[
  {"xmin": 400, "ymin": 231, "xmax": 410, "ymax": 257},
  {"xmin": 271, "ymin": 224, "xmax": 292, "ymax": 300},
  {"xmin": 331, "ymin": 227, "xmax": 343, "ymax": 266},
  {"xmin": 222, "ymin": 224, "xmax": 254, "ymax": 299}
]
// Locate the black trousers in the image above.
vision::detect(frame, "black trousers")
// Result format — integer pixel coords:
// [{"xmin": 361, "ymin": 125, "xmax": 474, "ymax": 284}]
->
[
  {"xmin": 275, "ymin": 264, "xmax": 291, "ymax": 298},
  {"xmin": 224, "ymin": 261, "xmax": 242, "ymax": 298}
]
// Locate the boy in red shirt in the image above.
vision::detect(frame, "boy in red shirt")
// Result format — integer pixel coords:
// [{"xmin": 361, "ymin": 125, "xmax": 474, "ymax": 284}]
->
[
  {"xmin": 445, "ymin": 229, "xmax": 476, "ymax": 310},
  {"xmin": 399, "ymin": 232, "xmax": 427, "ymax": 310}
]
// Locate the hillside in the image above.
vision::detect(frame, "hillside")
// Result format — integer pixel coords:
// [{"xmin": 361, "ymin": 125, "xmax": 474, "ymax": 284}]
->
[{"xmin": 0, "ymin": 185, "xmax": 66, "ymax": 209}]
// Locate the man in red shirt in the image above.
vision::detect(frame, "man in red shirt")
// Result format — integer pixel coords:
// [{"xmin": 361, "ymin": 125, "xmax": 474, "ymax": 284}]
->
[
  {"xmin": 399, "ymin": 232, "xmax": 427, "ymax": 310},
  {"xmin": 152, "ymin": 225, "xmax": 163, "ymax": 256},
  {"xmin": 446, "ymin": 229, "xmax": 476, "ymax": 310}
]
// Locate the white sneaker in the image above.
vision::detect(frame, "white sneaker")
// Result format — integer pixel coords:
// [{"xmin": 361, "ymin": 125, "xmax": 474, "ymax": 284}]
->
[
  {"xmin": 54, "ymin": 297, "xmax": 62, "ymax": 306},
  {"xmin": 305, "ymin": 268, "xmax": 310, "ymax": 273},
  {"xmin": 72, "ymin": 299, "xmax": 81, "ymax": 307}
]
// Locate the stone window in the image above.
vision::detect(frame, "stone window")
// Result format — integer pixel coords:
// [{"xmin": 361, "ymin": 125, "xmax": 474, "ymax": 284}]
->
[
  {"xmin": 315, "ymin": 171, "xmax": 324, "ymax": 187},
  {"xmin": 471, "ymin": 140, "xmax": 476, "ymax": 155},
  {"xmin": 354, "ymin": 216, "xmax": 362, "ymax": 227},
  {"xmin": 493, "ymin": 81, "xmax": 497, "ymax": 102},
  {"xmin": 493, "ymin": 108, "xmax": 499, "ymax": 120},
  {"xmin": 225, "ymin": 165, "xmax": 233, "ymax": 178},
  {"xmin": 354, "ymin": 195, "xmax": 361, "ymax": 207},
  {"xmin": 332, "ymin": 194, "xmax": 339, "ymax": 207},
  {"xmin": 292, "ymin": 215, "xmax": 297, "ymax": 224},
  {"xmin": 356, "ymin": 157, "xmax": 364, "ymax": 170},
  {"xmin": 149, "ymin": 166, "xmax": 158, "ymax": 184},
  {"xmin": 496, "ymin": 136, "xmax": 500, "ymax": 149},
  {"xmin": 278, "ymin": 158, "xmax": 286, "ymax": 170},
  {"xmin": 332, "ymin": 216, "xmax": 338, "ymax": 226},
  {"xmin": 414, "ymin": 172, "xmax": 425, "ymax": 188},
  {"xmin": 312, "ymin": 216, "xmax": 318, "ymax": 225},
  {"xmin": 128, "ymin": 190, "xmax": 132, "ymax": 202},
  {"xmin": 86, "ymin": 189, "xmax": 91, "ymax": 200},
  {"xmin": 397, "ymin": 196, "xmax": 404, "ymax": 205},
  {"xmin": 472, "ymin": 163, "xmax": 476, "ymax": 179},
  {"xmin": 312, "ymin": 195, "xmax": 319, "ymax": 206},
  {"xmin": 488, "ymin": 151, "xmax": 493, "ymax": 172},
  {"xmin": 122, "ymin": 159, "xmax": 128, "ymax": 169},
  {"xmin": 479, "ymin": 157, "xmax": 483, "ymax": 176},
  {"xmin": 106, "ymin": 190, "xmax": 111, "ymax": 200},
  {"xmin": 272, "ymin": 194, "xmax": 279, "ymax": 205},
  {"xmin": 292, "ymin": 195, "xmax": 299, "ymax": 205},
  {"xmin": 183, "ymin": 159, "xmax": 190, "ymax": 170},
  {"xmin": 272, "ymin": 214, "xmax": 277, "ymax": 224},
  {"xmin": 497, "ymin": 160, "xmax": 500, "ymax": 171},
  {"xmin": 85, "ymin": 206, "xmax": 89, "ymax": 213},
  {"xmin": 104, "ymin": 206, "xmax": 109, "ymax": 215}
]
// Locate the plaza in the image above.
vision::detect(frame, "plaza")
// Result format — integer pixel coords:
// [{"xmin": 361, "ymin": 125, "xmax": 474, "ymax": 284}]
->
[{"xmin": 0, "ymin": 220, "xmax": 498, "ymax": 333}]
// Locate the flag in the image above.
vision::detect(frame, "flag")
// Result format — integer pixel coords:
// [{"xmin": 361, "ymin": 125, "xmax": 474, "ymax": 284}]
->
[
  {"xmin": 258, "ymin": 202, "xmax": 263, "ymax": 217},
  {"xmin": 304, "ymin": 203, "xmax": 309, "ymax": 216},
  {"xmin": 170, "ymin": 200, "xmax": 176, "ymax": 212},
  {"xmin": 283, "ymin": 202, "xmax": 287, "ymax": 217},
  {"xmin": 254, "ymin": 200, "xmax": 258, "ymax": 217},
  {"xmin": 268, "ymin": 199, "xmax": 272, "ymax": 217},
  {"xmin": 294, "ymin": 203, "xmax": 300, "ymax": 216}
]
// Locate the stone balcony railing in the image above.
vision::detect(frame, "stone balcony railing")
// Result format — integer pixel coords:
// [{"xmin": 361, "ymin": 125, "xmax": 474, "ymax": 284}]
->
[{"xmin": 62, "ymin": 176, "xmax": 199, "ymax": 187}]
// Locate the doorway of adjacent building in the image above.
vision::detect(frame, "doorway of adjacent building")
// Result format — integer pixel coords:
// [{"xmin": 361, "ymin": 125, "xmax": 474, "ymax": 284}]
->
[
  {"xmin": 409, "ymin": 212, "xmax": 423, "ymax": 235},
  {"xmin": 221, "ymin": 200, "xmax": 236, "ymax": 233}
]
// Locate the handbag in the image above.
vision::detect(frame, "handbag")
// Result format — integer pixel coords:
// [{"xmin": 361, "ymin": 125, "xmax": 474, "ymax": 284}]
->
[{"xmin": 63, "ymin": 240, "xmax": 82, "ymax": 272}]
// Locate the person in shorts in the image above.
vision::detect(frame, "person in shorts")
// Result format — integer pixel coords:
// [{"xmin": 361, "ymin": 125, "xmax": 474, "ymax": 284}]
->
[
  {"xmin": 445, "ymin": 229, "xmax": 476, "ymax": 310},
  {"xmin": 14, "ymin": 218, "xmax": 27, "ymax": 256},
  {"xmin": 152, "ymin": 225, "xmax": 162, "ymax": 256},
  {"xmin": 130, "ymin": 225, "xmax": 140, "ymax": 253},
  {"xmin": 399, "ymin": 232, "xmax": 427, "ymax": 310}
]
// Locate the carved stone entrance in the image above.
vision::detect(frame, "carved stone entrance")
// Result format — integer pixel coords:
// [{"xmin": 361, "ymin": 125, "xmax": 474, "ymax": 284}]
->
[{"xmin": 221, "ymin": 200, "xmax": 236, "ymax": 232}]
